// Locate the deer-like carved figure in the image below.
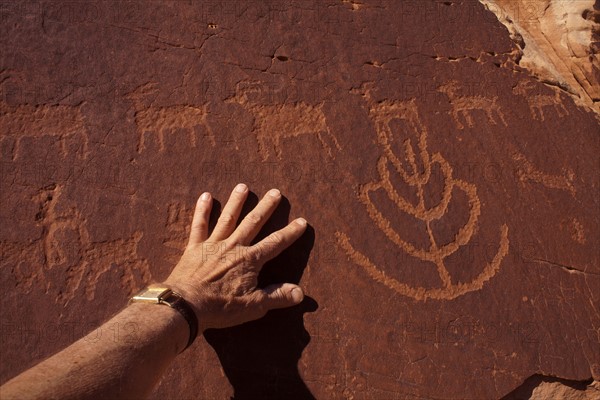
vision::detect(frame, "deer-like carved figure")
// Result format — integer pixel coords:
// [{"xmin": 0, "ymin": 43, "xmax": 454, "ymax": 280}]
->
[
  {"xmin": 0, "ymin": 101, "xmax": 89, "ymax": 160},
  {"xmin": 513, "ymin": 80, "xmax": 568, "ymax": 121},
  {"xmin": 226, "ymin": 81, "xmax": 341, "ymax": 160},
  {"xmin": 126, "ymin": 83, "xmax": 215, "ymax": 153},
  {"xmin": 438, "ymin": 80, "xmax": 507, "ymax": 129}
]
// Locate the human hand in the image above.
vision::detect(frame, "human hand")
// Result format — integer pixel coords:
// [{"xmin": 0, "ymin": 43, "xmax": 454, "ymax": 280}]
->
[{"xmin": 164, "ymin": 183, "xmax": 307, "ymax": 332}]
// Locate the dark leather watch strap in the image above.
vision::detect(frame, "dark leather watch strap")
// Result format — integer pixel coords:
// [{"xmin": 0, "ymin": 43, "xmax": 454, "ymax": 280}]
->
[{"xmin": 160, "ymin": 292, "xmax": 198, "ymax": 352}]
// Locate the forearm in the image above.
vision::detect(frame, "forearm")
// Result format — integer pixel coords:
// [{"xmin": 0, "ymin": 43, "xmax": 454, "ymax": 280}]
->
[{"xmin": 0, "ymin": 302, "xmax": 188, "ymax": 400}]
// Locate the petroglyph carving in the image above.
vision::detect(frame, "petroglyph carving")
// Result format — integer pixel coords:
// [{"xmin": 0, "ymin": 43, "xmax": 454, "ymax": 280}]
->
[
  {"xmin": 164, "ymin": 202, "xmax": 192, "ymax": 249},
  {"xmin": 162, "ymin": 202, "xmax": 192, "ymax": 264},
  {"xmin": 226, "ymin": 81, "xmax": 341, "ymax": 160},
  {"xmin": 512, "ymin": 149, "xmax": 576, "ymax": 197},
  {"xmin": 513, "ymin": 80, "xmax": 568, "ymax": 121},
  {"xmin": 568, "ymin": 218, "xmax": 586, "ymax": 244},
  {"xmin": 2, "ymin": 185, "xmax": 152, "ymax": 304},
  {"xmin": 437, "ymin": 80, "xmax": 507, "ymax": 129},
  {"xmin": 126, "ymin": 83, "xmax": 215, "ymax": 152},
  {"xmin": 336, "ymin": 93, "xmax": 509, "ymax": 301},
  {"xmin": 0, "ymin": 241, "xmax": 41, "ymax": 293},
  {"xmin": 352, "ymin": 84, "xmax": 423, "ymax": 134},
  {"xmin": 0, "ymin": 101, "xmax": 89, "ymax": 160}
]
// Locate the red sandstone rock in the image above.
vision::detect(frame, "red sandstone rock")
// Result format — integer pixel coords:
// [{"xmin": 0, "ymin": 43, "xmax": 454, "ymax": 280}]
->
[{"xmin": 1, "ymin": 1, "xmax": 598, "ymax": 399}]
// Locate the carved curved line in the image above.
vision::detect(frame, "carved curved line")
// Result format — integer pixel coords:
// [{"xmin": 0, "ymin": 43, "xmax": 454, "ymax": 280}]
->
[
  {"xmin": 369, "ymin": 101, "xmax": 431, "ymax": 186},
  {"xmin": 375, "ymin": 157, "xmax": 425, "ymax": 217},
  {"xmin": 415, "ymin": 125, "xmax": 430, "ymax": 173},
  {"xmin": 392, "ymin": 138, "xmax": 430, "ymax": 186},
  {"xmin": 379, "ymin": 153, "xmax": 455, "ymax": 221},
  {"xmin": 358, "ymin": 181, "xmax": 439, "ymax": 263},
  {"xmin": 359, "ymin": 170, "xmax": 481, "ymax": 263},
  {"xmin": 335, "ymin": 224, "xmax": 509, "ymax": 301},
  {"xmin": 404, "ymin": 139, "xmax": 419, "ymax": 179},
  {"xmin": 373, "ymin": 122, "xmax": 415, "ymax": 183},
  {"xmin": 377, "ymin": 156, "xmax": 430, "ymax": 218},
  {"xmin": 426, "ymin": 153, "xmax": 455, "ymax": 220},
  {"xmin": 381, "ymin": 126, "xmax": 431, "ymax": 187},
  {"xmin": 433, "ymin": 178, "xmax": 481, "ymax": 259},
  {"xmin": 433, "ymin": 256, "xmax": 452, "ymax": 288},
  {"xmin": 447, "ymin": 223, "xmax": 509, "ymax": 299},
  {"xmin": 336, "ymin": 231, "xmax": 433, "ymax": 300}
]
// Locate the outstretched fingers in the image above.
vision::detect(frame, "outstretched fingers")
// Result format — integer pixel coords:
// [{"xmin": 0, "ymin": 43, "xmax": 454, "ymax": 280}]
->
[
  {"xmin": 188, "ymin": 192, "xmax": 212, "ymax": 246},
  {"xmin": 247, "ymin": 217, "xmax": 307, "ymax": 265},
  {"xmin": 209, "ymin": 183, "xmax": 248, "ymax": 241},
  {"xmin": 229, "ymin": 188, "xmax": 282, "ymax": 245}
]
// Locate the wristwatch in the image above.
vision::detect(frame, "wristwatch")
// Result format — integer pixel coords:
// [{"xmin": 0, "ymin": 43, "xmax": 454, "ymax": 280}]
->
[{"xmin": 130, "ymin": 286, "xmax": 198, "ymax": 352}]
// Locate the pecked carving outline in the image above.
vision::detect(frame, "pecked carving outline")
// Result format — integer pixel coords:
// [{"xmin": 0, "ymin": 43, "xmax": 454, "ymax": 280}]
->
[
  {"xmin": 226, "ymin": 81, "xmax": 341, "ymax": 160},
  {"xmin": 512, "ymin": 80, "xmax": 569, "ymax": 121},
  {"xmin": 438, "ymin": 80, "xmax": 508, "ymax": 130},
  {"xmin": 1, "ymin": 185, "xmax": 152, "ymax": 305},
  {"xmin": 336, "ymin": 85, "xmax": 509, "ymax": 301},
  {"xmin": 126, "ymin": 82, "xmax": 215, "ymax": 153},
  {"xmin": 0, "ymin": 101, "xmax": 90, "ymax": 160}
]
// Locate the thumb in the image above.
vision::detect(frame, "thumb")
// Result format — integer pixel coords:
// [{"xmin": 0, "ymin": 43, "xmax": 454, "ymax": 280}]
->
[{"xmin": 260, "ymin": 283, "xmax": 304, "ymax": 310}]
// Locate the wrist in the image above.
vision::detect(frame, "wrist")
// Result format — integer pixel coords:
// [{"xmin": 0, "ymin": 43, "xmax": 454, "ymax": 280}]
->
[
  {"xmin": 126, "ymin": 301, "xmax": 189, "ymax": 355},
  {"xmin": 161, "ymin": 279, "xmax": 212, "ymax": 331},
  {"xmin": 129, "ymin": 285, "xmax": 199, "ymax": 352}
]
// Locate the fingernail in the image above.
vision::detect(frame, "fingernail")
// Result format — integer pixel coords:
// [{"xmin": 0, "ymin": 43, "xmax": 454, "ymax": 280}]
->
[
  {"xmin": 268, "ymin": 188, "xmax": 280, "ymax": 198},
  {"xmin": 296, "ymin": 218, "xmax": 307, "ymax": 227},
  {"xmin": 235, "ymin": 183, "xmax": 247, "ymax": 193},
  {"xmin": 291, "ymin": 287, "xmax": 304, "ymax": 303},
  {"xmin": 200, "ymin": 192, "xmax": 211, "ymax": 201}
]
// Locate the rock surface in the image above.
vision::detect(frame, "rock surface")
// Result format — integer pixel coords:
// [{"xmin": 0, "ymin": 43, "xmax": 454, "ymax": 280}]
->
[
  {"xmin": 1, "ymin": 1, "xmax": 598, "ymax": 399},
  {"xmin": 503, "ymin": 375, "xmax": 600, "ymax": 400},
  {"xmin": 480, "ymin": 0, "xmax": 600, "ymax": 114}
]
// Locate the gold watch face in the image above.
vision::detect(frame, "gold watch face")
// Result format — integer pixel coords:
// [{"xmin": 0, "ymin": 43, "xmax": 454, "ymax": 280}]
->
[{"xmin": 131, "ymin": 287, "xmax": 172, "ymax": 303}]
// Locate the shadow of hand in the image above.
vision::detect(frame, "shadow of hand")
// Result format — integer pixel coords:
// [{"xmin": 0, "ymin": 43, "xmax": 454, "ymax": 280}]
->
[{"xmin": 205, "ymin": 196, "xmax": 318, "ymax": 399}]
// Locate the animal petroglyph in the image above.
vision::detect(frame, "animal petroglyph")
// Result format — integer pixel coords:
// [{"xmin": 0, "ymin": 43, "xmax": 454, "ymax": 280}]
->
[
  {"xmin": 437, "ymin": 80, "xmax": 507, "ymax": 129},
  {"xmin": 336, "ymin": 94, "xmax": 509, "ymax": 301},
  {"xmin": 568, "ymin": 218, "xmax": 586, "ymax": 245},
  {"xmin": 1, "ymin": 185, "xmax": 152, "ymax": 305},
  {"xmin": 164, "ymin": 202, "xmax": 191, "ymax": 248},
  {"xmin": 0, "ymin": 101, "xmax": 89, "ymax": 160},
  {"xmin": 162, "ymin": 202, "xmax": 193, "ymax": 264},
  {"xmin": 352, "ymin": 84, "xmax": 423, "ymax": 138},
  {"xmin": 226, "ymin": 81, "xmax": 341, "ymax": 160},
  {"xmin": 512, "ymin": 149, "xmax": 576, "ymax": 197},
  {"xmin": 513, "ymin": 80, "xmax": 569, "ymax": 121},
  {"xmin": 126, "ymin": 83, "xmax": 215, "ymax": 153}
]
